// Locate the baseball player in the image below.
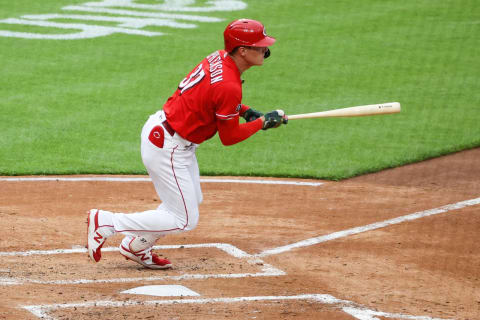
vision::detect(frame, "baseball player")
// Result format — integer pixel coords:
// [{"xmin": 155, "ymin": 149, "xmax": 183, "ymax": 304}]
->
[{"xmin": 87, "ymin": 19, "xmax": 287, "ymax": 269}]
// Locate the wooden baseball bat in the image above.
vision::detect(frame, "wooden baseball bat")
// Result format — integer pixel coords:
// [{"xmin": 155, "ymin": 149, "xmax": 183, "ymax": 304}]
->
[{"xmin": 287, "ymin": 102, "xmax": 401, "ymax": 120}]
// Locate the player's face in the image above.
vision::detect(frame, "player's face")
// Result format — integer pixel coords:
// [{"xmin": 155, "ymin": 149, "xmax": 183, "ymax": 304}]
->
[{"xmin": 244, "ymin": 46, "xmax": 268, "ymax": 66}]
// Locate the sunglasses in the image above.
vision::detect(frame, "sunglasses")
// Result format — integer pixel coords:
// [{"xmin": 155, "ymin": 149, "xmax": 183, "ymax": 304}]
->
[{"xmin": 243, "ymin": 46, "xmax": 271, "ymax": 58}]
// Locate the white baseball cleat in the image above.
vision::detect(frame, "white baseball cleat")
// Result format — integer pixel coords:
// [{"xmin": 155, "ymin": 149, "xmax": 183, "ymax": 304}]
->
[
  {"xmin": 119, "ymin": 242, "xmax": 172, "ymax": 270},
  {"xmin": 86, "ymin": 209, "xmax": 112, "ymax": 262}
]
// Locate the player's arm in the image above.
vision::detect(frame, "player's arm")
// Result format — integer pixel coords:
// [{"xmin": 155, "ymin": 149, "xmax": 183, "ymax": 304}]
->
[
  {"xmin": 214, "ymin": 83, "xmax": 286, "ymax": 145},
  {"xmin": 238, "ymin": 104, "xmax": 250, "ymax": 116},
  {"xmin": 239, "ymin": 104, "xmax": 264, "ymax": 122},
  {"xmin": 217, "ymin": 110, "xmax": 288, "ymax": 146},
  {"xmin": 217, "ymin": 116, "xmax": 263, "ymax": 146}
]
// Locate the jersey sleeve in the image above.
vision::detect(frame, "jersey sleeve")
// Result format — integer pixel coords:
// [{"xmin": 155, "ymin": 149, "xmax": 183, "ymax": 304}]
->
[
  {"xmin": 239, "ymin": 104, "xmax": 250, "ymax": 117},
  {"xmin": 217, "ymin": 117, "xmax": 263, "ymax": 146},
  {"xmin": 212, "ymin": 82, "xmax": 242, "ymax": 121}
]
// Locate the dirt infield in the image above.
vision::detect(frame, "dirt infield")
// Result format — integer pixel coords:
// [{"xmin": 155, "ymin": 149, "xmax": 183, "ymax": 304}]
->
[{"xmin": 0, "ymin": 148, "xmax": 479, "ymax": 320}]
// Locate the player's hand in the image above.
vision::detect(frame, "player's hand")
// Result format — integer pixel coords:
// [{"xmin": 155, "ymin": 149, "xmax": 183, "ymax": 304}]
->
[
  {"xmin": 262, "ymin": 110, "xmax": 288, "ymax": 130},
  {"xmin": 242, "ymin": 108, "xmax": 264, "ymax": 122}
]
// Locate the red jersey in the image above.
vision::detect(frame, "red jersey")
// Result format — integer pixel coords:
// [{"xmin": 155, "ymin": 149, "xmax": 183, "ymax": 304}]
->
[{"xmin": 163, "ymin": 50, "xmax": 259, "ymax": 144}]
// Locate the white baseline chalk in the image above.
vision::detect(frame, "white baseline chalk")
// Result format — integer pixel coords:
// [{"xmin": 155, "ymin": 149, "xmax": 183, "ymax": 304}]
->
[
  {"xmin": 257, "ymin": 197, "xmax": 480, "ymax": 257},
  {"xmin": 0, "ymin": 243, "xmax": 285, "ymax": 286},
  {"xmin": 0, "ymin": 243, "xmax": 250, "ymax": 258},
  {"xmin": 22, "ymin": 294, "xmax": 450, "ymax": 320},
  {"xmin": 0, "ymin": 176, "xmax": 323, "ymax": 186}
]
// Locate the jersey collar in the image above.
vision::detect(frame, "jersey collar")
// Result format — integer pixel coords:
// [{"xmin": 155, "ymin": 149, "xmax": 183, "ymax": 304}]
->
[{"xmin": 223, "ymin": 51, "xmax": 242, "ymax": 83}]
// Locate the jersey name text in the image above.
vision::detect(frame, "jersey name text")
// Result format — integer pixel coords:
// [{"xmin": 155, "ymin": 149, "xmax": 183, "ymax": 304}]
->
[{"xmin": 207, "ymin": 51, "xmax": 223, "ymax": 84}]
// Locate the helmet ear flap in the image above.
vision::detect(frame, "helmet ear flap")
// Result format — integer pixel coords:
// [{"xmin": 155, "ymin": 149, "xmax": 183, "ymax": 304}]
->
[{"xmin": 264, "ymin": 48, "xmax": 271, "ymax": 59}]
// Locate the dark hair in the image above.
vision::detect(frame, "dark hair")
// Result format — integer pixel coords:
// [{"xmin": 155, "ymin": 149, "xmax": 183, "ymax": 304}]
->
[{"xmin": 229, "ymin": 47, "xmax": 240, "ymax": 55}]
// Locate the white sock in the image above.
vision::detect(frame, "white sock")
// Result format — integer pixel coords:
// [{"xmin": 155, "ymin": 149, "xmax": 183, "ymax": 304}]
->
[{"xmin": 121, "ymin": 234, "xmax": 160, "ymax": 253}]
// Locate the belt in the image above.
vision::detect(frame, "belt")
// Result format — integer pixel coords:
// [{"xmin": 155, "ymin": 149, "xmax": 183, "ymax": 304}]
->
[{"xmin": 162, "ymin": 120, "xmax": 175, "ymax": 136}]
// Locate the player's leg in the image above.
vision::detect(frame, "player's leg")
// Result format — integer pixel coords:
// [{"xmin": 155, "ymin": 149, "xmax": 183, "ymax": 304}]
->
[
  {"xmin": 114, "ymin": 122, "xmax": 201, "ymax": 268},
  {"xmin": 87, "ymin": 113, "xmax": 201, "ymax": 266},
  {"xmin": 139, "ymin": 115, "xmax": 201, "ymax": 232},
  {"xmin": 110, "ymin": 144, "xmax": 200, "ymax": 268},
  {"xmin": 118, "ymin": 234, "xmax": 172, "ymax": 269},
  {"xmin": 86, "ymin": 208, "xmax": 115, "ymax": 262},
  {"xmin": 189, "ymin": 152, "xmax": 203, "ymax": 206},
  {"xmin": 142, "ymin": 143, "xmax": 200, "ymax": 232},
  {"xmin": 87, "ymin": 114, "xmax": 182, "ymax": 264},
  {"xmin": 108, "ymin": 113, "xmax": 199, "ymax": 236}
]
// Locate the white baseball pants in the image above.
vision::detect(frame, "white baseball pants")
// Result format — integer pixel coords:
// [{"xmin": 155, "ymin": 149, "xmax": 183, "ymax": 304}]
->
[{"xmin": 110, "ymin": 110, "xmax": 202, "ymax": 243}]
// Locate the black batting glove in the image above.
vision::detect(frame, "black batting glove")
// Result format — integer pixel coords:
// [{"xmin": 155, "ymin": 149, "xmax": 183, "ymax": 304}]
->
[
  {"xmin": 262, "ymin": 110, "xmax": 288, "ymax": 130},
  {"xmin": 242, "ymin": 108, "xmax": 264, "ymax": 122}
]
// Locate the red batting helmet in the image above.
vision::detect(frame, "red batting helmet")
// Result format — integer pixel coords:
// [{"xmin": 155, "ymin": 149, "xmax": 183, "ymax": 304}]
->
[{"xmin": 224, "ymin": 19, "xmax": 276, "ymax": 53}]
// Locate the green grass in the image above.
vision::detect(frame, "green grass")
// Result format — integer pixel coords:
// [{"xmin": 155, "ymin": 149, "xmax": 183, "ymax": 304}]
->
[{"xmin": 0, "ymin": 0, "xmax": 479, "ymax": 179}]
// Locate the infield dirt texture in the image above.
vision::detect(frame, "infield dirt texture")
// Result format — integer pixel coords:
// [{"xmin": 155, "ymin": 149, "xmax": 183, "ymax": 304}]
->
[{"xmin": 1, "ymin": 149, "xmax": 479, "ymax": 319}]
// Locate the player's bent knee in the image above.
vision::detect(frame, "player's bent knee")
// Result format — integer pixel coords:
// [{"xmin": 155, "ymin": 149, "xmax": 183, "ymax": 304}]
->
[{"xmin": 182, "ymin": 213, "xmax": 199, "ymax": 232}]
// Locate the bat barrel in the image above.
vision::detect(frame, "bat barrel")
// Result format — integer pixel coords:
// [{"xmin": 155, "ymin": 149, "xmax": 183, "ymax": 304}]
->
[{"xmin": 288, "ymin": 102, "xmax": 401, "ymax": 120}]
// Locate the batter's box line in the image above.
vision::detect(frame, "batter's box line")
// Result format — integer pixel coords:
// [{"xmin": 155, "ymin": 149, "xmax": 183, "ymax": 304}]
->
[
  {"xmin": 256, "ymin": 197, "xmax": 480, "ymax": 257},
  {"xmin": 22, "ymin": 293, "xmax": 451, "ymax": 320},
  {"xmin": 0, "ymin": 243, "xmax": 285, "ymax": 286},
  {"xmin": 0, "ymin": 176, "xmax": 324, "ymax": 186}
]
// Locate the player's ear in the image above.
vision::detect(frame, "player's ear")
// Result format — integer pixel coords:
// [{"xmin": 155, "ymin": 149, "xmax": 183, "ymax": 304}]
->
[{"xmin": 238, "ymin": 46, "xmax": 247, "ymax": 57}]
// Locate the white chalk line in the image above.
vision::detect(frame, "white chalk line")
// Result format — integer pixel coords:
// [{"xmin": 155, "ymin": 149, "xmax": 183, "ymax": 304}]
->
[
  {"xmin": 2, "ymin": 270, "xmax": 284, "ymax": 286},
  {"xmin": 257, "ymin": 197, "xmax": 480, "ymax": 257},
  {"xmin": 0, "ymin": 243, "xmax": 249, "ymax": 258},
  {"xmin": 0, "ymin": 243, "xmax": 285, "ymax": 286},
  {"xmin": 0, "ymin": 176, "xmax": 323, "ymax": 186},
  {"xmin": 22, "ymin": 294, "xmax": 450, "ymax": 320}
]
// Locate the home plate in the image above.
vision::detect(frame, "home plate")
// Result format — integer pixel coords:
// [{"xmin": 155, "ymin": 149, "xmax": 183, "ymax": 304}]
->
[{"xmin": 121, "ymin": 285, "xmax": 200, "ymax": 297}]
